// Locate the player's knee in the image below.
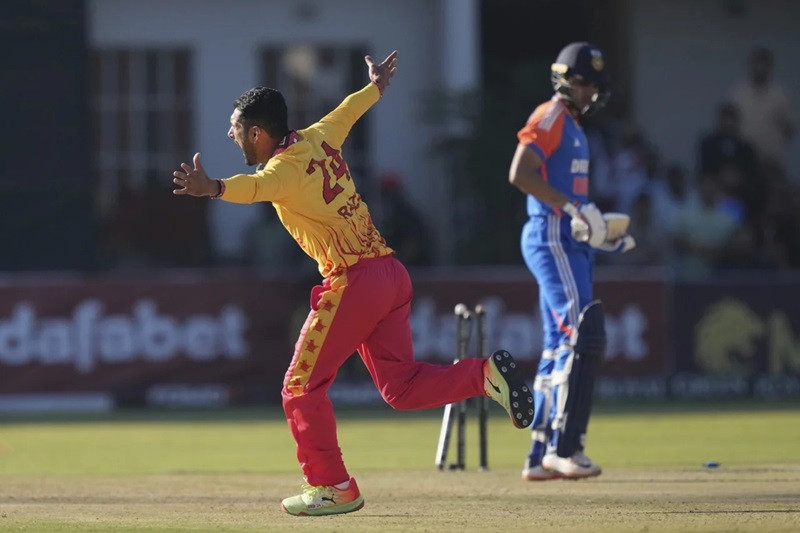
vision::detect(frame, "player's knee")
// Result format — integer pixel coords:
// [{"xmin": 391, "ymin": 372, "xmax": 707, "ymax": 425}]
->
[
  {"xmin": 281, "ymin": 387, "xmax": 299, "ymax": 409},
  {"xmin": 281, "ymin": 385, "xmax": 316, "ymax": 411}
]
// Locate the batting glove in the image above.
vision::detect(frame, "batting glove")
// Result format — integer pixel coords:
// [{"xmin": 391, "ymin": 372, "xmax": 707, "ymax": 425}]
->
[
  {"xmin": 562, "ymin": 202, "xmax": 608, "ymax": 247},
  {"xmin": 595, "ymin": 235, "xmax": 637, "ymax": 254}
]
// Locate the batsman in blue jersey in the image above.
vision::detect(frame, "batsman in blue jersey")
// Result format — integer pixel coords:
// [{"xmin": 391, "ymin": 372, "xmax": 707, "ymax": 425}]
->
[{"xmin": 509, "ymin": 42, "xmax": 636, "ymax": 480}]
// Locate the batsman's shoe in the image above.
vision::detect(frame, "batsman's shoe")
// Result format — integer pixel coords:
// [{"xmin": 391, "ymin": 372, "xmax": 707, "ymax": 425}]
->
[
  {"xmin": 542, "ymin": 451, "xmax": 602, "ymax": 479},
  {"xmin": 522, "ymin": 462, "xmax": 561, "ymax": 481},
  {"xmin": 281, "ymin": 477, "xmax": 364, "ymax": 516},
  {"xmin": 483, "ymin": 350, "xmax": 534, "ymax": 429}
]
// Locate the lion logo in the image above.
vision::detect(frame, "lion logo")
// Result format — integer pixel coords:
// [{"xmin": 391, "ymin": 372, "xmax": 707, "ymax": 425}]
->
[
  {"xmin": 590, "ymin": 49, "xmax": 604, "ymax": 71},
  {"xmin": 695, "ymin": 299, "xmax": 765, "ymax": 376}
]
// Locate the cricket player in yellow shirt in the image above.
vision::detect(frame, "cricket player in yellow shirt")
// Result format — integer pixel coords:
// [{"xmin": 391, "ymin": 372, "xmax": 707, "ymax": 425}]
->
[{"xmin": 172, "ymin": 50, "xmax": 533, "ymax": 516}]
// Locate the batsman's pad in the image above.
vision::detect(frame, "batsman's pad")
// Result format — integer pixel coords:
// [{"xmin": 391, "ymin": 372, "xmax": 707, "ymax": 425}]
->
[{"xmin": 557, "ymin": 300, "xmax": 606, "ymax": 458}]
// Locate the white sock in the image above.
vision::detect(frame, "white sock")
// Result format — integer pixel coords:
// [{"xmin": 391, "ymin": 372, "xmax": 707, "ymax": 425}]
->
[{"xmin": 333, "ymin": 479, "xmax": 350, "ymax": 490}]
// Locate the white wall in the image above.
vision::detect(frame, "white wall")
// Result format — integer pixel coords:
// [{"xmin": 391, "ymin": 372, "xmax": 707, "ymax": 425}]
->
[
  {"xmin": 88, "ymin": 0, "xmax": 451, "ymax": 259},
  {"xmin": 631, "ymin": 0, "xmax": 800, "ymax": 179}
]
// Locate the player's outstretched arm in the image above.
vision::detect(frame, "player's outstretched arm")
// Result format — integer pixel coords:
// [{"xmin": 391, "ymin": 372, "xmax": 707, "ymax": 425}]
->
[
  {"xmin": 317, "ymin": 50, "xmax": 398, "ymax": 148},
  {"xmin": 172, "ymin": 152, "xmax": 221, "ymax": 197},
  {"xmin": 365, "ymin": 50, "xmax": 397, "ymax": 94}
]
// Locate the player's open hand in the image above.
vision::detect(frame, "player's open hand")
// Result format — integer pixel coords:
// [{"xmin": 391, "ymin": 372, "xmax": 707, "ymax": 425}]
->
[
  {"xmin": 365, "ymin": 50, "xmax": 397, "ymax": 94},
  {"xmin": 172, "ymin": 152, "xmax": 218, "ymax": 197}
]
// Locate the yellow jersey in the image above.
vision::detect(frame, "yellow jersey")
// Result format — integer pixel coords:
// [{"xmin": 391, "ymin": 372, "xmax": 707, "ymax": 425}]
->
[{"xmin": 220, "ymin": 83, "xmax": 394, "ymax": 277}]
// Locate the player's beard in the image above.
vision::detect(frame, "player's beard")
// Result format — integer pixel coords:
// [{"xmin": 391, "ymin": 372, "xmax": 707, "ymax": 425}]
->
[{"xmin": 241, "ymin": 140, "xmax": 258, "ymax": 166}]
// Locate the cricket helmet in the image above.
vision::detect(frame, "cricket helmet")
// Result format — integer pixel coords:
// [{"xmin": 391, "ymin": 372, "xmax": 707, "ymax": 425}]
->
[{"xmin": 551, "ymin": 42, "xmax": 610, "ymax": 115}]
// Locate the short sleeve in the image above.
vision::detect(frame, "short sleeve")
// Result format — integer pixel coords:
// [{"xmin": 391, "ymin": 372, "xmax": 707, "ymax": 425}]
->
[{"xmin": 517, "ymin": 101, "xmax": 566, "ymax": 159}]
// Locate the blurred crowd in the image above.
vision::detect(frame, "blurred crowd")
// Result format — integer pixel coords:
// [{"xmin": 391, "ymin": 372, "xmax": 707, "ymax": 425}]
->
[
  {"xmin": 589, "ymin": 47, "xmax": 798, "ymax": 278},
  {"xmin": 100, "ymin": 48, "xmax": 796, "ymax": 281}
]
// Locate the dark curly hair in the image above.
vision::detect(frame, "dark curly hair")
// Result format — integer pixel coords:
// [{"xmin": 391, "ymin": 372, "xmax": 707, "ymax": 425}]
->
[{"xmin": 233, "ymin": 87, "xmax": 289, "ymax": 139}]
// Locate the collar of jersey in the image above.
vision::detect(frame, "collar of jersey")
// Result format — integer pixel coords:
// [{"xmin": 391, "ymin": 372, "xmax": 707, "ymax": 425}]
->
[{"xmin": 273, "ymin": 130, "xmax": 300, "ymax": 157}]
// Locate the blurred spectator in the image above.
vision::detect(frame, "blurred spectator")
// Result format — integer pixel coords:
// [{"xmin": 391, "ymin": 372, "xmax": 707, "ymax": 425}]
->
[
  {"xmin": 672, "ymin": 174, "xmax": 741, "ymax": 279},
  {"xmin": 715, "ymin": 222, "xmax": 770, "ymax": 271},
  {"xmin": 584, "ymin": 119, "xmax": 616, "ymax": 213},
  {"xmin": 647, "ymin": 163, "xmax": 699, "ymax": 234},
  {"xmin": 698, "ymin": 103, "xmax": 757, "ymax": 177},
  {"xmin": 729, "ymin": 47, "xmax": 796, "ymax": 170},
  {"xmin": 762, "ymin": 180, "xmax": 800, "ymax": 269},
  {"xmin": 611, "ymin": 124, "xmax": 650, "ymax": 214},
  {"xmin": 376, "ymin": 171, "xmax": 433, "ymax": 266},
  {"xmin": 635, "ymin": 148, "xmax": 664, "ymax": 210},
  {"xmin": 244, "ymin": 203, "xmax": 315, "ymax": 277},
  {"xmin": 697, "ymin": 102, "xmax": 763, "ymax": 221},
  {"xmin": 715, "ymin": 166, "xmax": 748, "ymax": 226}
]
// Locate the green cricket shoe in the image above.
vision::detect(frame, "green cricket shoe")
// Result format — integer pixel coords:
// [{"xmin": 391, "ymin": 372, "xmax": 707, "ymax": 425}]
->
[
  {"xmin": 281, "ymin": 477, "xmax": 364, "ymax": 516},
  {"xmin": 483, "ymin": 350, "xmax": 533, "ymax": 429}
]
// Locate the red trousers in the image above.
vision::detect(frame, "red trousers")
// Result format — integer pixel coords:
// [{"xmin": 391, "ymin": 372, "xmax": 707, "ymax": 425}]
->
[{"xmin": 281, "ymin": 255, "xmax": 486, "ymax": 485}]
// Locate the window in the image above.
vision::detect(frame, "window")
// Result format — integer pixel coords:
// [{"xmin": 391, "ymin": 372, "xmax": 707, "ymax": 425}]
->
[
  {"xmin": 260, "ymin": 45, "xmax": 372, "ymax": 197},
  {"xmin": 90, "ymin": 49, "xmax": 207, "ymax": 268}
]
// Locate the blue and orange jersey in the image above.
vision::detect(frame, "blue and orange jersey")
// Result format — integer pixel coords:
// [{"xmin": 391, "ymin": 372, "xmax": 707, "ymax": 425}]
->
[
  {"xmin": 517, "ymin": 96, "xmax": 590, "ymax": 217},
  {"xmin": 219, "ymin": 84, "xmax": 393, "ymax": 278}
]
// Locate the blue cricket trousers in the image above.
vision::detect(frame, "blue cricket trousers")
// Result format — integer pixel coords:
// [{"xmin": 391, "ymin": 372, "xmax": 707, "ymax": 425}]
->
[{"xmin": 521, "ymin": 214, "xmax": 594, "ymax": 456}]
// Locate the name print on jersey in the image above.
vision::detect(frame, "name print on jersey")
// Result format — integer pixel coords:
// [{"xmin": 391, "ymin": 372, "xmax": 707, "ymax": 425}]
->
[{"xmin": 570, "ymin": 158, "xmax": 589, "ymax": 174}]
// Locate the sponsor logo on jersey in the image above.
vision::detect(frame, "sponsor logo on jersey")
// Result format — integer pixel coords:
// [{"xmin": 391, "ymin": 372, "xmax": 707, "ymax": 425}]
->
[{"xmin": 570, "ymin": 159, "xmax": 589, "ymax": 174}]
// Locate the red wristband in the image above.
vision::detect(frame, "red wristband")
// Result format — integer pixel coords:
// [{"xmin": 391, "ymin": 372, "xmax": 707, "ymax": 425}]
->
[{"xmin": 211, "ymin": 179, "xmax": 225, "ymax": 199}]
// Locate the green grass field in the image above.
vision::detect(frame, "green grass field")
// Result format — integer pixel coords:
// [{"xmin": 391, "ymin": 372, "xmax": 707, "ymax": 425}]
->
[{"xmin": 1, "ymin": 401, "xmax": 799, "ymax": 532}]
